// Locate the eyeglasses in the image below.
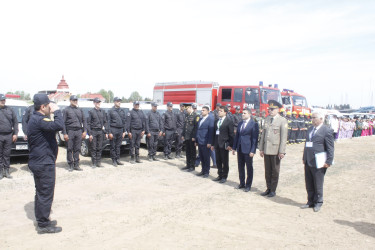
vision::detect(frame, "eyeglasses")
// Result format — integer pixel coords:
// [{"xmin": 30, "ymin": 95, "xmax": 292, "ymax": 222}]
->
[{"xmin": 311, "ymin": 116, "xmax": 318, "ymax": 119}]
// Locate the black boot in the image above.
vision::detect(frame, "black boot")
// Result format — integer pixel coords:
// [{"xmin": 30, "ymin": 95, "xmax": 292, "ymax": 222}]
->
[
  {"xmin": 152, "ymin": 155, "xmax": 159, "ymax": 161},
  {"xmin": 116, "ymin": 159, "xmax": 124, "ymax": 165},
  {"xmin": 112, "ymin": 160, "xmax": 118, "ymax": 167},
  {"xmin": 148, "ymin": 155, "xmax": 153, "ymax": 162},
  {"xmin": 0, "ymin": 169, "xmax": 4, "ymax": 180},
  {"xmin": 96, "ymin": 161, "xmax": 102, "ymax": 168},
  {"xmin": 130, "ymin": 155, "xmax": 135, "ymax": 164},
  {"xmin": 91, "ymin": 160, "xmax": 96, "ymax": 168},
  {"xmin": 136, "ymin": 155, "xmax": 142, "ymax": 163},
  {"xmin": 4, "ymin": 169, "xmax": 12, "ymax": 179},
  {"xmin": 73, "ymin": 163, "xmax": 83, "ymax": 171},
  {"xmin": 68, "ymin": 164, "xmax": 73, "ymax": 172}
]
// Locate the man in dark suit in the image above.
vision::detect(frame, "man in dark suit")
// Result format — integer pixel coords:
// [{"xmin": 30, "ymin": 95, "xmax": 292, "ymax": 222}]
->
[
  {"xmin": 195, "ymin": 106, "xmax": 214, "ymax": 178},
  {"xmin": 232, "ymin": 108, "xmax": 259, "ymax": 192},
  {"xmin": 211, "ymin": 106, "xmax": 234, "ymax": 183},
  {"xmin": 302, "ymin": 111, "xmax": 334, "ymax": 212}
]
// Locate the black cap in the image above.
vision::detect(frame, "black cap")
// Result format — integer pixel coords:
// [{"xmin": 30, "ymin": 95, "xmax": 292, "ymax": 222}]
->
[
  {"xmin": 192, "ymin": 103, "xmax": 197, "ymax": 109},
  {"xmin": 151, "ymin": 102, "xmax": 158, "ymax": 107},
  {"xmin": 216, "ymin": 103, "xmax": 221, "ymax": 107},
  {"xmin": 70, "ymin": 95, "xmax": 78, "ymax": 101},
  {"xmin": 133, "ymin": 101, "xmax": 140, "ymax": 105},
  {"xmin": 0, "ymin": 94, "xmax": 5, "ymax": 101},
  {"xmin": 226, "ymin": 103, "xmax": 231, "ymax": 107},
  {"xmin": 93, "ymin": 97, "xmax": 101, "ymax": 103},
  {"xmin": 33, "ymin": 93, "xmax": 50, "ymax": 106},
  {"xmin": 113, "ymin": 97, "xmax": 121, "ymax": 102},
  {"xmin": 167, "ymin": 102, "xmax": 173, "ymax": 107},
  {"xmin": 236, "ymin": 106, "xmax": 240, "ymax": 110},
  {"xmin": 268, "ymin": 100, "xmax": 282, "ymax": 109}
]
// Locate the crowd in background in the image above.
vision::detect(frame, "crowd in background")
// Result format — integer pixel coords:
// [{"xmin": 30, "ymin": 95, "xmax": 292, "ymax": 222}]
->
[{"xmin": 325, "ymin": 115, "xmax": 374, "ymax": 140}]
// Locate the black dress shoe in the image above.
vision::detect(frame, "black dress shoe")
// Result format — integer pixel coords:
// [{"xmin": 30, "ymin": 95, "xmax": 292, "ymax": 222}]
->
[
  {"xmin": 152, "ymin": 156, "xmax": 159, "ymax": 161},
  {"xmin": 148, "ymin": 156, "xmax": 153, "ymax": 162},
  {"xmin": 68, "ymin": 164, "xmax": 73, "ymax": 172},
  {"xmin": 37, "ymin": 225, "xmax": 62, "ymax": 234},
  {"xmin": 300, "ymin": 204, "xmax": 314, "ymax": 209},
  {"xmin": 164, "ymin": 156, "xmax": 168, "ymax": 160},
  {"xmin": 314, "ymin": 205, "xmax": 322, "ymax": 212},
  {"xmin": 235, "ymin": 184, "xmax": 245, "ymax": 189},
  {"xmin": 49, "ymin": 220, "xmax": 58, "ymax": 227},
  {"xmin": 167, "ymin": 155, "xmax": 174, "ymax": 160},
  {"xmin": 4, "ymin": 169, "xmax": 12, "ymax": 178},
  {"xmin": 181, "ymin": 166, "xmax": 190, "ymax": 171},
  {"xmin": 112, "ymin": 161, "xmax": 118, "ymax": 167},
  {"xmin": 243, "ymin": 187, "xmax": 251, "ymax": 192},
  {"xmin": 219, "ymin": 178, "xmax": 227, "ymax": 183},
  {"xmin": 260, "ymin": 189, "xmax": 270, "ymax": 196},
  {"xmin": 213, "ymin": 176, "xmax": 222, "ymax": 181},
  {"xmin": 267, "ymin": 191, "xmax": 276, "ymax": 197},
  {"xmin": 96, "ymin": 162, "xmax": 103, "ymax": 168},
  {"xmin": 211, "ymin": 165, "xmax": 217, "ymax": 169},
  {"xmin": 135, "ymin": 156, "xmax": 142, "ymax": 163},
  {"xmin": 116, "ymin": 160, "xmax": 124, "ymax": 165},
  {"xmin": 202, "ymin": 173, "xmax": 209, "ymax": 178},
  {"xmin": 73, "ymin": 165, "xmax": 83, "ymax": 171},
  {"xmin": 187, "ymin": 167, "xmax": 194, "ymax": 172},
  {"xmin": 196, "ymin": 172, "xmax": 204, "ymax": 176}
]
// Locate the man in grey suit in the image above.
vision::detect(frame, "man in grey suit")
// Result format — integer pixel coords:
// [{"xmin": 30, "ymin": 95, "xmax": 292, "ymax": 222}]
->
[{"xmin": 302, "ymin": 112, "xmax": 334, "ymax": 212}]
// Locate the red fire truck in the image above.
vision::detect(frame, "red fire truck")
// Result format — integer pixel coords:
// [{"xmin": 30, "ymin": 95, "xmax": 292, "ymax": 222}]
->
[{"xmin": 281, "ymin": 89, "xmax": 311, "ymax": 115}]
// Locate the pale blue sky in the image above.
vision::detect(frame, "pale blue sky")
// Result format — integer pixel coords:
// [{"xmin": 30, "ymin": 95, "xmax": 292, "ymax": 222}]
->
[{"xmin": 0, "ymin": 0, "xmax": 374, "ymax": 107}]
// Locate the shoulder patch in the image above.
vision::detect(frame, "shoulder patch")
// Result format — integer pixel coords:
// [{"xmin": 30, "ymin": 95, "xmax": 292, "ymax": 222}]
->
[
  {"xmin": 196, "ymin": 117, "xmax": 200, "ymax": 122},
  {"xmin": 43, "ymin": 118, "xmax": 52, "ymax": 122}
]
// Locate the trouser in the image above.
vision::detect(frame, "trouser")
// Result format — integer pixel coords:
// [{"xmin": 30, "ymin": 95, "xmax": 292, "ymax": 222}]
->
[
  {"xmin": 296, "ymin": 129, "xmax": 304, "ymax": 143},
  {"xmin": 90, "ymin": 130, "xmax": 104, "ymax": 164},
  {"xmin": 130, "ymin": 129, "xmax": 142, "ymax": 156},
  {"xmin": 175, "ymin": 128, "xmax": 184, "ymax": 155},
  {"xmin": 185, "ymin": 139, "xmax": 196, "ymax": 168},
  {"xmin": 0, "ymin": 133, "xmax": 12, "ymax": 170},
  {"xmin": 164, "ymin": 130, "xmax": 175, "ymax": 156},
  {"xmin": 237, "ymin": 149, "xmax": 254, "ymax": 188},
  {"xmin": 198, "ymin": 144, "xmax": 211, "ymax": 174},
  {"xmin": 67, "ymin": 130, "xmax": 82, "ymax": 165},
  {"xmin": 287, "ymin": 129, "xmax": 291, "ymax": 143},
  {"xmin": 195, "ymin": 149, "xmax": 216, "ymax": 166},
  {"xmin": 29, "ymin": 164, "xmax": 55, "ymax": 228},
  {"xmin": 215, "ymin": 147, "xmax": 229, "ymax": 178},
  {"xmin": 290, "ymin": 130, "xmax": 298, "ymax": 143},
  {"xmin": 110, "ymin": 127, "xmax": 123, "ymax": 161},
  {"xmin": 147, "ymin": 131, "xmax": 160, "ymax": 156},
  {"xmin": 304, "ymin": 164, "xmax": 327, "ymax": 205},
  {"xmin": 264, "ymin": 154, "xmax": 281, "ymax": 192}
]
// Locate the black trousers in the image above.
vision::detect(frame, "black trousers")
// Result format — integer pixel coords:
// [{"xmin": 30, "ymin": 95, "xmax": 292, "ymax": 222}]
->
[
  {"xmin": 29, "ymin": 164, "xmax": 55, "ymax": 228},
  {"xmin": 185, "ymin": 139, "xmax": 196, "ymax": 168},
  {"xmin": 287, "ymin": 129, "xmax": 291, "ymax": 142},
  {"xmin": 90, "ymin": 130, "xmax": 104, "ymax": 163},
  {"xmin": 290, "ymin": 130, "xmax": 297, "ymax": 143},
  {"xmin": 0, "ymin": 133, "xmax": 12, "ymax": 170},
  {"xmin": 198, "ymin": 144, "xmax": 211, "ymax": 174},
  {"xmin": 130, "ymin": 129, "xmax": 142, "ymax": 156},
  {"xmin": 147, "ymin": 131, "xmax": 159, "ymax": 156},
  {"xmin": 67, "ymin": 130, "xmax": 82, "ymax": 165},
  {"xmin": 110, "ymin": 127, "xmax": 123, "ymax": 161},
  {"xmin": 305, "ymin": 164, "xmax": 327, "ymax": 205},
  {"xmin": 175, "ymin": 128, "xmax": 184, "ymax": 155},
  {"xmin": 164, "ymin": 130, "xmax": 175, "ymax": 156},
  {"xmin": 237, "ymin": 149, "xmax": 254, "ymax": 188},
  {"xmin": 264, "ymin": 154, "xmax": 281, "ymax": 192},
  {"xmin": 215, "ymin": 147, "xmax": 229, "ymax": 179}
]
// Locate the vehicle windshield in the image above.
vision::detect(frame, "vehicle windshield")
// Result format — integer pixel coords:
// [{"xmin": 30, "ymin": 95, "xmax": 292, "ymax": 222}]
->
[
  {"xmin": 282, "ymin": 96, "xmax": 291, "ymax": 105},
  {"xmin": 9, "ymin": 105, "xmax": 27, "ymax": 123},
  {"xmin": 292, "ymin": 96, "xmax": 308, "ymax": 107},
  {"xmin": 260, "ymin": 88, "xmax": 282, "ymax": 104},
  {"xmin": 244, "ymin": 87, "xmax": 260, "ymax": 109}
]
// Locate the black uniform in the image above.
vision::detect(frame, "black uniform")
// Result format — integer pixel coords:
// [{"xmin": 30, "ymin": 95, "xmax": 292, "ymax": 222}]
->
[
  {"xmin": 126, "ymin": 109, "xmax": 146, "ymax": 158},
  {"xmin": 0, "ymin": 105, "xmax": 18, "ymax": 175},
  {"xmin": 286, "ymin": 116, "xmax": 292, "ymax": 143},
  {"xmin": 62, "ymin": 105, "xmax": 87, "ymax": 167},
  {"xmin": 145, "ymin": 110, "xmax": 163, "ymax": 158},
  {"xmin": 226, "ymin": 111, "xmax": 234, "ymax": 122},
  {"xmin": 182, "ymin": 111, "xmax": 198, "ymax": 170},
  {"xmin": 175, "ymin": 110, "xmax": 186, "ymax": 157},
  {"xmin": 290, "ymin": 115, "xmax": 299, "ymax": 144},
  {"xmin": 233, "ymin": 112, "xmax": 242, "ymax": 133},
  {"xmin": 27, "ymin": 110, "xmax": 63, "ymax": 228},
  {"xmin": 87, "ymin": 108, "xmax": 108, "ymax": 165},
  {"xmin": 22, "ymin": 105, "xmax": 34, "ymax": 136},
  {"xmin": 162, "ymin": 110, "xmax": 177, "ymax": 157},
  {"xmin": 296, "ymin": 116, "xmax": 305, "ymax": 143},
  {"xmin": 108, "ymin": 107, "xmax": 126, "ymax": 162}
]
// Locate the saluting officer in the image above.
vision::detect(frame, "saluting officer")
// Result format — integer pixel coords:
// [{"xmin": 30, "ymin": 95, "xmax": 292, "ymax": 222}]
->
[
  {"xmin": 87, "ymin": 98, "xmax": 108, "ymax": 168},
  {"xmin": 27, "ymin": 93, "xmax": 63, "ymax": 234},
  {"xmin": 181, "ymin": 104, "xmax": 199, "ymax": 172},
  {"xmin": 108, "ymin": 97, "xmax": 126, "ymax": 167},
  {"xmin": 127, "ymin": 101, "xmax": 146, "ymax": 164},
  {"xmin": 259, "ymin": 100, "xmax": 288, "ymax": 198},
  {"xmin": 175, "ymin": 103, "xmax": 186, "ymax": 158},
  {"xmin": 162, "ymin": 102, "xmax": 177, "ymax": 160},
  {"xmin": 62, "ymin": 95, "xmax": 87, "ymax": 171},
  {"xmin": 0, "ymin": 93, "xmax": 18, "ymax": 179},
  {"xmin": 233, "ymin": 106, "xmax": 242, "ymax": 134},
  {"xmin": 145, "ymin": 102, "xmax": 163, "ymax": 161}
]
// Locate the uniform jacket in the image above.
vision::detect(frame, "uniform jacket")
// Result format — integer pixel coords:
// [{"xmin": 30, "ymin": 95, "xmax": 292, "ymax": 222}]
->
[
  {"xmin": 27, "ymin": 110, "xmax": 64, "ymax": 165},
  {"xmin": 233, "ymin": 113, "xmax": 242, "ymax": 128},
  {"xmin": 62, "ymin": 105, "xmax": 87, "ymax": 134},
  {"xmin": 0, "ymin": 106, "xmax": 18, "ymax": 135},
  {"xmin": 146, "ymin": 110, "xmax": 163, "ymax": 133},
  {"xmin": 87, "ymin": 108, "xmax": 108, "ymax": 135},
  {"xmin": 162, "ymin": 110, "xmax": 176, "ymax": 132},
  {"xmin": 232, "ymin": 118, "xmax": 259, "ymax": 154},
  {"xmin": 259, "ymin": 114, "xmax": 288, "ymax": 155},
  {"xmin": 176, "ymin": 110, "xmax": 186, "ymax": 131},
  {"xmin": 108, "ymin": 107, "xmax": 126, "ymax": 133},
  {"xmin": 182, "ymin": 111, "xmax": 198, "ymax": 140},
  {"xmin": 303, "ymin": 125, "xmax": 334, "ymax": 167},
  {"xmin": 22, "ymin": 105, "xmax": 34, "ymax": 135},
  {"xmin": 195, "ymin": 115, "xmax": 214, "ymax": 145},
  {"xmin": 213, "ymin": 116, "xmax": 234, "ymax": 149},
  {"xmin": 126, "ymin": 108, "xmax": 146, "ymax": 132}
]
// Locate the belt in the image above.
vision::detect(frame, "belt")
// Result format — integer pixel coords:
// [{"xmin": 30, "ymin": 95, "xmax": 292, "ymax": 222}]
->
[
  {"xmin": 110, "ymin": 126, "xmax": 123, "ymax": 129},
  {"xmin": 150, "ymin": 129, "xmax": 159, "ymax": 132},
  {"xmin": 92, "ymin": 128, "xmax": 102, "ymax": 131},
  {"xmin": 67, "ymin": 127, "xmax": 82, "ymax": 131}
]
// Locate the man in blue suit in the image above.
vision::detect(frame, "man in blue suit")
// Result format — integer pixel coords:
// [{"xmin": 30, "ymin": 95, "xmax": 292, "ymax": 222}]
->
[
  {"xmin": 195, "ymin": 106, "xmax": 214, "ymax": 178},
  {"xmin": 232, "ymin": 108, "xmax": 259, "ymax": 192}
]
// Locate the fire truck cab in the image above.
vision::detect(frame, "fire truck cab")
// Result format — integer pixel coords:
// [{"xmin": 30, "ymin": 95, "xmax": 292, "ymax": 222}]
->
[
  {"xmin": 217, "ymin": 82, "xmax": 283, "ymax": 114},
  {"xmin": 281, "ymin": 89, "xmax": 310, "ymax": 114}
]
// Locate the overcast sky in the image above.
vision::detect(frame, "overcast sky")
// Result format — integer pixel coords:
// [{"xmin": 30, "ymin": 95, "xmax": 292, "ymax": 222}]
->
[{"xmin": 1, "ymin": 0, "xmax": 374, "ymax": 108}]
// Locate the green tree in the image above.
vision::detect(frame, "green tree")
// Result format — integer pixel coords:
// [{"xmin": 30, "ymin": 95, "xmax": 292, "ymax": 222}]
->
[
  {"xmin": 144, "ymin": 97, "xmax": 152, "ymax": 101},
  {"xmin": 128, "ymin": 91, "xmax": 142, "ymax": 102}
]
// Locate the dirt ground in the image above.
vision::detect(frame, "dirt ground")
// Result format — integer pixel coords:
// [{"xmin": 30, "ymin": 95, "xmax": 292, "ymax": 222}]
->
[{"xmin": 1, "ymin": 136, "xmax": 375, "ymax": 249}]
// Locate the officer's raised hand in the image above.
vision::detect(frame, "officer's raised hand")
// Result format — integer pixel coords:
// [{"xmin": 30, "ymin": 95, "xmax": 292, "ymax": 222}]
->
[{"xmin": 49, "ymin": 102, "xmax": 60, "ymax": 113}]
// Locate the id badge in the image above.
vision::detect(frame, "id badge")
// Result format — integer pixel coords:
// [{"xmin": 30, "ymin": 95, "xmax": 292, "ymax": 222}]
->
[{"xmin": 306, "ymin": 142, "xmax": 313, "ymax": 147}]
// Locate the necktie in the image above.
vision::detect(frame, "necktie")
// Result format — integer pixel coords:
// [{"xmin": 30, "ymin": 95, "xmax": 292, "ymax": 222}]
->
[
  {"xmin": 311, "ymin": 127, "xmax": 317, "ymax": 140},
  {"xmin": 270, "ymin": 117, "xmax": 274, "ymax": 124},
  {"xmin": 241, "ymin": 121, "xmax": 247, "ymax": 132},
  {"xmin": 218, "ymin": 118, "xmax": 222, "ymax": 129}
]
